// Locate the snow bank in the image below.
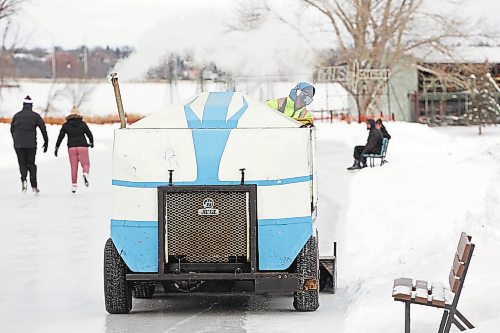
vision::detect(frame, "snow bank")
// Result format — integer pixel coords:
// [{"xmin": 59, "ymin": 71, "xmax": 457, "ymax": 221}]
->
[{"xmin": 315, "ymin": 121, "xmax": 500, "ymax": 332}]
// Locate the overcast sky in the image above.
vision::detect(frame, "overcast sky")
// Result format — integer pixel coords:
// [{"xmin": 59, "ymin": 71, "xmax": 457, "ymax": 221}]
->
[{"xmin": 14, "ymin": 0, "xmax": 500, "ymax": 49}]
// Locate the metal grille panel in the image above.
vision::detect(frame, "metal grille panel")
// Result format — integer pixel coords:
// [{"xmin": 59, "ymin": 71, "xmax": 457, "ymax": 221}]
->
[{"xmin": 165, "ymin": 190, "xmax": 248, "ymax": 263}]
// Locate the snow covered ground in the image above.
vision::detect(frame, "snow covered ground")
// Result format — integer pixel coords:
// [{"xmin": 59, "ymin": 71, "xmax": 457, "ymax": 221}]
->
[{"xmin": 0, "ymin": 120, "xmax": 499, "ymax": 332}]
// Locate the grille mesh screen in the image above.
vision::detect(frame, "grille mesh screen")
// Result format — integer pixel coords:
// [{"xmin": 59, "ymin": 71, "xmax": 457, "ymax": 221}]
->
[{"xmin": 165, "ymin": 191, "xmax": 248, "ymax": 263}]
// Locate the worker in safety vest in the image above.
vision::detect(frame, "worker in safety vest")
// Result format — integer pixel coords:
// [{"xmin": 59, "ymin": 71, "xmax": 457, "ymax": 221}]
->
[{"xmin": 266, "ymin": 82, "xmax": 315, "ymax": 125}]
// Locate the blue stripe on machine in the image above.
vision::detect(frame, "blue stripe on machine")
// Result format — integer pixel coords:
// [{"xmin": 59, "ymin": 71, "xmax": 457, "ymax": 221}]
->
[
  {"xmin": 258, "ymin": 216, "xmax": 312, "ymax": 226},
  {"xmin": 111, "ymin": 175, "xmax": 312, "ymax": 188},
  {"xmin": 111, "ymin": 219, "xmax": 158, "ymax": 227}
]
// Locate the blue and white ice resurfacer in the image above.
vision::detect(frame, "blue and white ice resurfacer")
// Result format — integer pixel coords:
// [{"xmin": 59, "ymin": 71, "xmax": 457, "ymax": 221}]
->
[{"xmin": 104, "ymin": 75, "xmax": 335, "ymax": 314}]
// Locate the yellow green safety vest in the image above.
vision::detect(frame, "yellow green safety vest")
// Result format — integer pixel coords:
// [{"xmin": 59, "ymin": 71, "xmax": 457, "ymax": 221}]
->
[{"xmin": 266, "ymin": 97, "xmax": 313, "ymax": 122}]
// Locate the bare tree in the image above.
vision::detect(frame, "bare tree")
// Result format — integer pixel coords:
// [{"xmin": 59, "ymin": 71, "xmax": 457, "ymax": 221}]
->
[
  {"xmin": 234, "ymin": 0, "xmax": 494, "ymax": 119},
  {"xmin": 63, "ymin": 80, "xmax": 96, "ymax": 109},
  {"xmin": 0, "ymin": 0, "xmax": 25, "ymax": 96},
  {"xmin": 40, "ymin": 81, "xmax": 96, "ymax": 118},
  {"xmin": 0, "ymin": 0, "xmax": 24, "ymax": 19}
]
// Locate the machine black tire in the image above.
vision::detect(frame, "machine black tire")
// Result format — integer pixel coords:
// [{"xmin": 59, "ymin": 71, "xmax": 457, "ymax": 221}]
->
[
  {"xmin": 293, "ymin": 236, "xmax": 319, "ymax": 312},
  {"xmin": 104, "ymin": 238, "xmax": 133, "ymax": 314},
  {"xmin": 132, "ymin": 282, "xmax": 156, "ymax": 299}
]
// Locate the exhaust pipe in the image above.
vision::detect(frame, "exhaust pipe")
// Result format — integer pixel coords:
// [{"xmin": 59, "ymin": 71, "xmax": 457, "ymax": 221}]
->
[{"xmin": 110, "ymin": 73, "xmax": 127, "ymax": 129}]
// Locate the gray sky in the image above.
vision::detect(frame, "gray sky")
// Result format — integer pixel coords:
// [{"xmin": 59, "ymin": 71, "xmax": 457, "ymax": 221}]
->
[
  {"xmin": 15, "ymin": 0, "xmax": 500, "ymax": 49},
  {"xmin": 18, "ymin": 0, "xmax": 233, "ymax": 48}
]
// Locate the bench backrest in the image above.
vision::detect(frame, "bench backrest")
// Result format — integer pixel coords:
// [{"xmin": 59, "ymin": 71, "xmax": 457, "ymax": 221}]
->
[
  {"xmin": 380, "ymin": 138, "xmax": 389, "ymax": 157},
  {"xmin": 449, "ymin": 232, "xmax": 473, "ymax": 293}
]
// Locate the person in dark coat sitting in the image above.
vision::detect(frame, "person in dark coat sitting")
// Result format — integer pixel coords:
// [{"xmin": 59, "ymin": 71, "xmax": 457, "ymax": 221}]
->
[
  {"xmin": 54, "ymin": 106, "xmax": 94, "ymax": 193},
  {"xmin": 347, "ymin": 119, "xmax": 383, "ymax": 170},
  {"xmin": 10, "ymin": 95, "xmax": 48, "ymax": 193},
  {"xmin": 376, "ymin": 118, "xmax": 391, "ymax": 140}
]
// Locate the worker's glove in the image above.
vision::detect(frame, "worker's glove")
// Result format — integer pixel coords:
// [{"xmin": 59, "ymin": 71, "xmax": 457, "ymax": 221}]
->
[
  {"xmin": 54, "ymin": 147, "xmax": 59, "ymax": 157},
  {"xmin": 300, "ymin": 123, "xmax": 315, "ymax": 128},
  {"xmin": 43, "ymin": 142, "xmax": 48, "ymax": 153},
  {"xmin": 89, "ymin": 142, "xmax": 94, "ymax": 148}
]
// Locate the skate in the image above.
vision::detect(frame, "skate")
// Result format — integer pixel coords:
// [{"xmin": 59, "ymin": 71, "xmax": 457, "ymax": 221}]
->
[
  {"xmin": 32, "ymin": 187, "xmax": 40, "ymax": 194},
  {"xmin": 347, "ymin": 160, "xmax": 361, "ymax": 170},
  {"xmin": 72, "ymin": 184, "xmax": 77, "ymax": 193},
  {"xmin": 83, "ymin": 173, "xmax": 89, "ymax": 187},
  {"xmin": 22, "ymin": 180, "xmax": 27, "ymax": 193}
]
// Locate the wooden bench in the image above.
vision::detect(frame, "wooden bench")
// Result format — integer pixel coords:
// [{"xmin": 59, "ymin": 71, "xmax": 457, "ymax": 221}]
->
[
  {"xmin": 392, "ymin": 232, "xmax": 475, "ymax": 333},
  {"xmin": 362, "ymin": 137, "xmax": 389, "ymax": 167}
]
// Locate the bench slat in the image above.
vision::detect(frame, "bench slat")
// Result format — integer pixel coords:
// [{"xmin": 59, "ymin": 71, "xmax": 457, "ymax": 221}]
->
[
  {"xmin": 415, "ymin": 280, "xmax": 429, "ymax": 304},
  {"xmin": 449, "ymin": 268, "xmax": 461, "ymax": 293},
  {"xmin": 431, "ymin": 282, "xmax": 446, "ymax": 307},
  {"xmin": 453, "ymin": 253, "xmax": 465, "ymax": 278},
  {"xmin": 457, "ymin": 232, "xmax": 472, "ymax": 263},
  {"xmin": 393, "ymin": 277, "xmax": 413, "ymax": 301}
]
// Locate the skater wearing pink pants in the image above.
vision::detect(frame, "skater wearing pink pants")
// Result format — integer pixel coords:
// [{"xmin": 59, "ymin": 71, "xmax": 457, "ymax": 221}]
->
[{"xmin": 55, "ymin": 107, "xmax": 94, "ymax": 193}]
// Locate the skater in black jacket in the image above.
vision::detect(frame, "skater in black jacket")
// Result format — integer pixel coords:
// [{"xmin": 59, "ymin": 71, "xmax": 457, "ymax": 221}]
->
[
  {"xmin": 55, "ymin": 106, "xmax": 94, "ymax": 193},
  {"xmin": 347, "ymin": 119, "xmax": 383, "ymax": 170},
  {"xmin": 10, "ymin": 96, "xmax": 48, "ymax": 193}
]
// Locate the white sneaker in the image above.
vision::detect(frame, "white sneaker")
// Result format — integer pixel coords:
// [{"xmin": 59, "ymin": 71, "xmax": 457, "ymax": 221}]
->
[
  {"xmin": 71, "ymin": 184, "xmax": 77, "ymax": 193},
  {"xmin": 32, "ymin": 187, "xmax": 40, "ymax": 194},
  {"xmin": 22, "ymin": 180, "xmax": 27, "ymax": 193},
  {"xmin": 83, "ymin": 173, "xmax": 89, "ymax": 187}
]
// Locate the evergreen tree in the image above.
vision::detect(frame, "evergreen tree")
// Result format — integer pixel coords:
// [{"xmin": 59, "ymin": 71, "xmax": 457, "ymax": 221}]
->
[{"xmin": 465, "ymin": 73, "xmax": 500, "ymax": 135}]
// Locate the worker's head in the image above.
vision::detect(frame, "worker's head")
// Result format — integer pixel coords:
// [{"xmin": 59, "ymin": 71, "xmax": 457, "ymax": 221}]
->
[
  {"xmin": 366, "ymin": 119, "xmax": 376, "ymax": 130},
  {"xmin": 289, "ymin": 82, "xmax": 315, "ymax": 108}
]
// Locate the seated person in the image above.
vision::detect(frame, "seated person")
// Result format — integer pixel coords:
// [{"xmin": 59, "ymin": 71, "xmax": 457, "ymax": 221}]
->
[
  {"xmin": 347, "ymin": 119, "xmax": 383, "ymax": 170},
  {"xmin": 376, "ymin": 118, "xmax": 391, "ymax": 139}
]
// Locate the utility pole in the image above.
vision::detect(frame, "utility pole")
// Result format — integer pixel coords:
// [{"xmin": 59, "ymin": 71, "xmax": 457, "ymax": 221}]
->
[
  {"xmin": 199, "ymin": 67, "xmax": 204, "ymax": 92},
  {"xmin": 52, "ymin": 46, "xmax": 57, "ymax": 79},
  {"xmin": 83, "ymin": 46, "xmax": 88, "ymax": 78}
]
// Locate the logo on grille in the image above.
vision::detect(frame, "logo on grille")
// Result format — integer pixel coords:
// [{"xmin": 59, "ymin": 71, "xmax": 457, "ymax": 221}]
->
[{"xmin": 198, "ymin": 198, "xmax": 219, "ymax": 216}]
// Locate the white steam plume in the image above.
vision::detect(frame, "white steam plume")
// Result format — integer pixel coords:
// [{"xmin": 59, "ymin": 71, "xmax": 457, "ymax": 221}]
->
[{"xmin": 113, "ymin": 0, "xmax": 330, "ymax": 82}]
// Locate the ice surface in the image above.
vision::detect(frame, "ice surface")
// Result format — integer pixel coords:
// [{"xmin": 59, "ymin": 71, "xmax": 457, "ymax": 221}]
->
[{"xmin": 0, "ymin": 120, "xmax": 499, "ymax": 332}]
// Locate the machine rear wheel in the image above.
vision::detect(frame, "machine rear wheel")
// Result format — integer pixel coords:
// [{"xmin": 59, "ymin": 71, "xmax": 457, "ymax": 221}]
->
[
  {"xmin": 104, "ymin": 238, "xmax": 132, "ymax": 314},
  {"xmin": 293, "ymin": 236, "xmax": 319, "ymax": 311}
]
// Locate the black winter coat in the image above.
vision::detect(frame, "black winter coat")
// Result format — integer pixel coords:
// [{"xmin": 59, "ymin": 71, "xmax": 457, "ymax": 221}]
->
[
  {"xmin": 10, "ymin": 106, "xmax": 49, "ymax": 148},
  {"xmin": 362, "ymin": 120, "xmax": 383, "ymax": 154},
  {"xmin": 55, "ymin": 116, "xmax": 94, "ymax": 148},
  {"xmin": 380, "ymin": 124, "xmax": 391, "ymax": 140}
]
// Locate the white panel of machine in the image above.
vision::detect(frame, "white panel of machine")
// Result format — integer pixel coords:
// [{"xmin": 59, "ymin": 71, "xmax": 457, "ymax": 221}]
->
[
  {"xmin": 127, "ymin": 92, "xmax": 298, "ymax": 130},
  {"xmin": 219, "ymin": 128, "xmax": 312, "ymax": 181},
  {"xmin": 129, "ymin": 94, "xmax": 209, "ymax": 129},
  {"xmin": 128, "ymin": 105, "xmax": 187, "ymax": 129},
  {"xmin": 112, "ymin": 187, "xmax": 157, "ymax": 221},
  {"xmin": 113, "ymin": 129, "xmax": 197, "ymax": 182},
  {"xmin": 185, "ymin": 92, "xmax": 210, "ymax": 121},
  {"xmin": 111, "ymin": 182, "xmax": 311, "ymax": 222},
  {"xmin": 256, "ymin": 182, "xmax": 312, "ymax": 220}
]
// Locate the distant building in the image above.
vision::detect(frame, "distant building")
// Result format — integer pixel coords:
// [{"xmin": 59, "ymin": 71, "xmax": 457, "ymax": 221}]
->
[{"xmin": 412, "ymin": 46, "xmax": 500, "ymax": 123}]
